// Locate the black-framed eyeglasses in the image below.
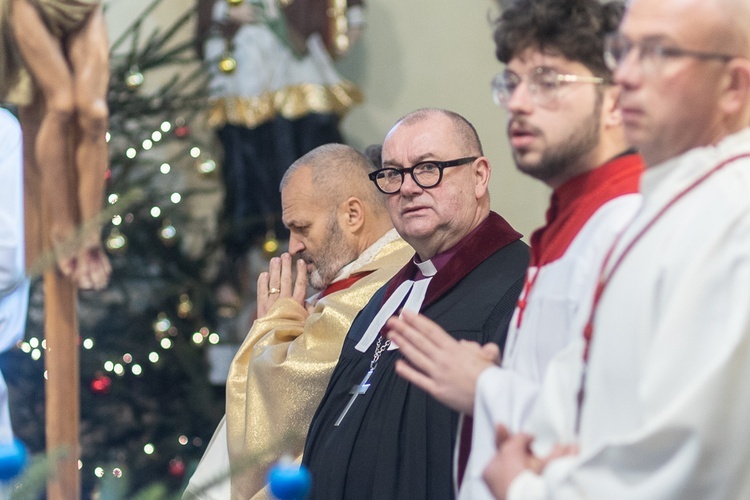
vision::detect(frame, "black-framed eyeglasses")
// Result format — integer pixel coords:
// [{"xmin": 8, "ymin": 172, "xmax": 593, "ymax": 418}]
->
[
  {"xmin": 491, "ymin": 66, "xmax": 606, "ymax": 108},
  {"xmin": 368, "ymin": 157, "xmax": 478, "ymax": 194},
  {"xmin": 604, "ymin": 32, "xmax": 735, "ymax": 75}
]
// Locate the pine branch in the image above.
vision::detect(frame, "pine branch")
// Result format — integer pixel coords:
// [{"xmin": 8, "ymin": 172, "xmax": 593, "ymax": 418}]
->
[{"xmin": 109, "ymin": 0, "xmax": 167, "ymax": 52}]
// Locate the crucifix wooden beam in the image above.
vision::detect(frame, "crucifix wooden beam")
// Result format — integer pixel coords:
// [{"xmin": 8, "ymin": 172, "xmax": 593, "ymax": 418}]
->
[
  {"xmin": 11, "ymin": 2, "xmax": 112, "ymax": 497},
  {"xmin": 20, "ymin": 102, "xmax": 82, "ymax": 500}
]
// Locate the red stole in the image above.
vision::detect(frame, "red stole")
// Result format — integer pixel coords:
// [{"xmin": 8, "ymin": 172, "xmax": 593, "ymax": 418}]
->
[
  {"xmin": 516, "ymin": 152, "xmax": 643, "ymax": 328},
  {"xmin": 529, "ymin": 152, "xmax": 643, "ymax": 267},
  {"xmin": 575, "ymin": 151, "xmax": 750, "ymax": 432}
]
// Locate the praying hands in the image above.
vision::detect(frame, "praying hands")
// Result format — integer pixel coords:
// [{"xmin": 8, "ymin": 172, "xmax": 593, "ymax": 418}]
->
[{"xmin": 256, "ymin": 252, "xmax": 308, "ymax": 318}]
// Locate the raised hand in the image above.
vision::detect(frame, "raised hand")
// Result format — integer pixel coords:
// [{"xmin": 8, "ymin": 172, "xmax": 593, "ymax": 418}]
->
[{"xmin": 257, "ymin": 253, "xmax": 307, "ymax": 318}]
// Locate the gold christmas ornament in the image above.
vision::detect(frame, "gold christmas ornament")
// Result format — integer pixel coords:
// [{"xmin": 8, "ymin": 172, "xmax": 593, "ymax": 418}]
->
[
  {"xmin": 177, "ymin": 294, "xmax": 193, "ymax": 318},
  {"xmin": 218, "ymin": 53, "xmax": 237, "ymax": 74},
  {"xmin": 262, "ymin": 233, "xmax": 280, "ymax": 257},
  {"xmin": 226, "ymin": 0, "xmax": 244, "ymax": 6},
  {"xmin": 124, "ymin": 67, "xmax": 144, "ymax": 90},
  {"xmin": 105, "ymin": 229, "xmax": 127, "ymax": 254}
]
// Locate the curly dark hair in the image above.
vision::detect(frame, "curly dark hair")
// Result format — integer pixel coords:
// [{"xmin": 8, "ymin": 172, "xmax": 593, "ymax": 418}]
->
[{"xmin": 493, "ymin": 0, "xmax": 625, "ymax": 78}]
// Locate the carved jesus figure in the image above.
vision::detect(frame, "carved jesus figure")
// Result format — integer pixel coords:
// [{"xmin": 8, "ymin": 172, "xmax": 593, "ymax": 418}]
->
[{"xmin": 1, "ymin": 0, "xmax": 111, "ymax": 289}]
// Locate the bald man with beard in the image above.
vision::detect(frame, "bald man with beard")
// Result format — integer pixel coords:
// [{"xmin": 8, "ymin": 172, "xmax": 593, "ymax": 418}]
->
[{"xmin": 186, "ymin": 144, "xmax": 412, "ymax": 499}]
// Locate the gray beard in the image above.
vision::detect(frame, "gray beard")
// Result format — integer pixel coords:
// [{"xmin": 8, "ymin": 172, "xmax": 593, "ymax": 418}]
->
[
  {"xmin": 305, "ymin": 216, "xmax": 358, "ymax": 290},
  {"xmin": 308, "ymin": 268, "xmax": 329, "ymax": 291}
]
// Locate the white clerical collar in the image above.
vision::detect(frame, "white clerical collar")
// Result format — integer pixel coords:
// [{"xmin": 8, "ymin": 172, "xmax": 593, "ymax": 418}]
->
[
  {"xmin": 335, "ymin": 228, "xmax": 402, "ymax": 283},
  {"xmin": 415, "ymin": 258, "xmax": 437, "ymax": 277},
  {"xmin": 354, "ymin": 259, "xmax": 436, "ymax": 352}
]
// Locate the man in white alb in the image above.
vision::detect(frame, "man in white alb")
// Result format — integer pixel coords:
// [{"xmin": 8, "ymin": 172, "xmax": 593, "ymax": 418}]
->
[{"xmin": 483, "ymin": 0, "xmax": 750, "ymax": 498}]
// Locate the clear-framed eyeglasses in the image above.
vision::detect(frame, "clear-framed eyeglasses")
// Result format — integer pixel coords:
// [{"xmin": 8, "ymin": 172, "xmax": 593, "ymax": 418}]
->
[
  {"xmin": 603, "ymin": 32, "xmax": 735, "ymax": 75},
  {"xmin": 368, "ymin": 157, "xmax": 478, "ymax": 194},
  {"xmin": 491, "ymin": 66, "xmax": 606, "ymax": 108}
]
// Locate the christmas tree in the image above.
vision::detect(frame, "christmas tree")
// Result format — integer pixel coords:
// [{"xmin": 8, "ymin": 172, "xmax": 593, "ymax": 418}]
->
[{"xmin": 2, "ymin": 0, "xmax": 226, "ymax": 496}]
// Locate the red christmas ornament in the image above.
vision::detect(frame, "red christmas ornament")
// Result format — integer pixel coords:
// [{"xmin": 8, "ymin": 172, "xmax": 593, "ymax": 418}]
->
[
  {"xmin": 168, "ymin": 457, "xmax": 186, "ymax": 478},
  {"xmin": 90, "ymin": 373, "xmax": 111, "ymax": 395},
  {"xmin": 174, "ymin": 125, "xmax": 190, "ymax": 139}
]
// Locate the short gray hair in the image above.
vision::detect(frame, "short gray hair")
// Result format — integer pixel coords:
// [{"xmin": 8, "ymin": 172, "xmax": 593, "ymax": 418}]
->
[{"xmin": 281, "ymin": 143, "xmax": 387, "ymax": 211}]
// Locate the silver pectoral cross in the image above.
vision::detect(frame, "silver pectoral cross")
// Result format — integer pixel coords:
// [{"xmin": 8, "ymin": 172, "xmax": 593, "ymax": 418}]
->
[{"xmin": 334, "ymin": 369, "xmax": 373, "ymax": 426}]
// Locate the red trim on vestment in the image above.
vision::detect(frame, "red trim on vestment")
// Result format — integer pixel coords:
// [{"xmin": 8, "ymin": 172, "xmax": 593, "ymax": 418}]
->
[
  {"xmin": 574, "ymin": 151, "xmax": 750, "ymax": 432},
  {"xmin": 318, "ymin": 271, "xmax": 374, "ymax": 299},
  {"xmin": 516, "ymin": 152, "xmax": 644, "ymax": 328},
  {"xmin": 530, "ymin": 152, "xmax": 644, "ymax": 266}
]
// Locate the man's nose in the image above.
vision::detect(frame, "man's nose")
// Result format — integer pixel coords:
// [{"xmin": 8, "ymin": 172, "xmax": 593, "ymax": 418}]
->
[
  {"xmin": 612, "ymin": 46, "xmax": 642, "ymax": 89},
  {"xmin": 288, "ymin": 235, "xmax": 304, "ymax": 255},
  {"xmin": 505, "ymin": 81, "xmax": 535, "ymax": 114},
  {"xmin": 398, "ymin": 171, "xmax": 423, "ymax": 196}
]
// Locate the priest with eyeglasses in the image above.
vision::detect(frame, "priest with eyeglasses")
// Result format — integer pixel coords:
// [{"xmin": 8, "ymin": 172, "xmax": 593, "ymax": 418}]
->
[{"xmin": 301, "ymin": 108, "xmax": 529, "ymax": 500}]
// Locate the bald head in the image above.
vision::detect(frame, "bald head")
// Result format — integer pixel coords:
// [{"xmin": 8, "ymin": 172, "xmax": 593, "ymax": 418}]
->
[
  {"xmin": 636, "ymin": 0, "xmax": 750, "ymax": 54},
  {"xmin": 390, "ymin": 108, "xmax": 485, "ymax": 160},
  {"xmin": 708, "ymin": 0, "xmax": 750, "ymax": 57},
  {"xmin": 282, "ymin": 143, "xmax": 387, "ymax": 213},
  {"xmin": 615, "ymin": 0, "xmax": 750, "ymax": 166}
]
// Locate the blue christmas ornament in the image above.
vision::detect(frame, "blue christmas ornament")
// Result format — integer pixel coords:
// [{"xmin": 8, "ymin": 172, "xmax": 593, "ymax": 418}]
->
[
  {"xmin": 267, "ymin": 459, "xmax": 311, "ymax": 500},
  {"xmin": 0, "ymin": 438, "xmax": 27, "ymax": 481}
]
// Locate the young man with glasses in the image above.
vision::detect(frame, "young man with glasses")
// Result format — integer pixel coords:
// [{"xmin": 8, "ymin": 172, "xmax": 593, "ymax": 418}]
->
[
  {"xmin": 484, "ymin": 0, "xmax": 750, "ymax": 497},
  {"xmin": 386, "ymin": 1, "xmax": 642, "ymax": 498},
  {"xmin": 302, "ymin": 108, "xmax": 529, "ymax": 499}
]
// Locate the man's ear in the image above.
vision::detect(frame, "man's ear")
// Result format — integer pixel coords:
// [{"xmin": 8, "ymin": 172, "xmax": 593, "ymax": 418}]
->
[
  {"xmin": 473, "ymin": 157, "xmax": 491, "ymax": 199},
  {"xmin": 602, "ymin": 84, "xmax": 623, "ymax": 129},
  {"xmin": 339, "ymin": 196, "xmax": 365, "ymax": 234},
  {"xmin": 719, "ymin": 58, "xmax": 750, "ymax": 118}
]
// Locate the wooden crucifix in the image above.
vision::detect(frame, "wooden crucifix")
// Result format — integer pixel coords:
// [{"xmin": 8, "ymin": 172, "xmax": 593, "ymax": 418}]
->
[{"xmin": 2, "ymin": 0, "xmax": 112, "ymax": 497}]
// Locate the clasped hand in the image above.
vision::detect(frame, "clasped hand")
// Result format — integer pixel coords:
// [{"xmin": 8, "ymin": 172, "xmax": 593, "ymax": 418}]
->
[
  {"xmin": 483, "ymin": 424, "xmax": 578, "ymax": 499},
  {"xmin": 257, "ymin": 252, "xmax": 308, "ymax": 318}
]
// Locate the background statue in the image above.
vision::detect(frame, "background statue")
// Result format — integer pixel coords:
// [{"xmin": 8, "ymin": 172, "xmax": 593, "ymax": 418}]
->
[{"xmin": 195, "ymin": 0, "xmax": 364, "ymax": 311}]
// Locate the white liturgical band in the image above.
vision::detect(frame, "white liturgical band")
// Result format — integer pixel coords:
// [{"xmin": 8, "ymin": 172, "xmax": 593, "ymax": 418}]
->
[{"xmin": 354, "ymin": 259, "xmax": 437, "ymax": 352}]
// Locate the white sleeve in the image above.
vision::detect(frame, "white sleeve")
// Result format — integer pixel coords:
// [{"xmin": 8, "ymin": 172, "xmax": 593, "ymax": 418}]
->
[
  {"xmin": 459, "ymin": 366, "xmax": 542, "ymax": 500},
  {"xmin": 0, "ymin": 108, "xmax": 25, "ymax": 296},
  {"xmin": 0, "ymin": 108, "xmax": 29, "ymax": 354},
  {"xmin": 464, "ymin": 195, "xmax": 642, "ymax": 500},
  {"xmin": 510, "ymin": 214, "xmax": 750, "ymax": 499},
  {"xmin": 184, "ymin": 416, "xmax": 231, "ymax": 499}
]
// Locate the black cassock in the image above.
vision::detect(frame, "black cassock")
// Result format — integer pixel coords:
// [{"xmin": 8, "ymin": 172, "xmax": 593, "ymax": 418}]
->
[{"xmin": 302, "ymin": 212, "xmax": 530, "ymax": 500}]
